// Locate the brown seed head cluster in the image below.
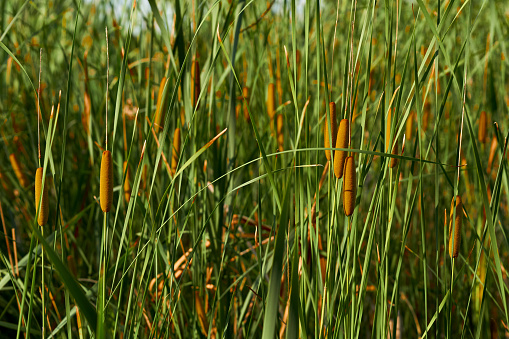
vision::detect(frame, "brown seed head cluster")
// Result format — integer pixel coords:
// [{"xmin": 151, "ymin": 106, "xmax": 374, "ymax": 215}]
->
[
  {"xmin": 100, "ymin": 150, "xmax": 113, "ymax": 212},
  {"xmin": 35, "ymin": 167, "xmax": 49, "ymax": 226}
]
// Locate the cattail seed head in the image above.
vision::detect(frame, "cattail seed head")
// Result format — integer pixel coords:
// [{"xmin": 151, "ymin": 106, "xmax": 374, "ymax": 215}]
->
[
  {"xmin": 406, "ymin": 111, "xmax": 414, "ymax": 141},
  {"xmin": 343, "ymin": 156, "xmax": 356, "ymax": 216},
  {"xmin": 243, "ymin": 87, "xmax": 250, "ymax": 123},
  {"xmin": 100, "ymin": 150, "xmax": 113, "ymax": 212},
  {"xmin": 191, "ymin": 58, "xmax": 201, "ymax": 109},
  {"xmin": 171, "ymin": 128, "xmax": 181, "ymax": 175},
  {"xmin": 267, "ymin": 83, "xmax": 276, "ymax": 121},
  {"xmin": 448, "ymin": 195, "xmax": 462, "ymax": 258},
  {"xmin": 35, "ymin": 167, "xmax": 49, "ymax": 226},
  {"xmin": 423, "ymin": 101, "xmax": 431, "ymax": 131},
  {"xmin": 386, "ymin": 108, "xmax": 392, "ymax": 152},
  {"xmin": 154, "ymin": 77, "xmax": 169, "ymax": 131},
  {"xmin": 389, "ymin": 140, "xmax": 399, "ymax": 168},
  {"xmin": 478, "ymin": 111, "xmax": 487, "ymax": 144},
  {"xmin": 276, "ymin": 114, "xmax": 284, "ymax": 151},
  {"xmin": 334, "ymin": 119, "xmax": 349, "ymax": 178},
  {"xmin": 9, "ymin": 153, "xmax": 28, "ymax": 188},
  {"xmin": 83, "ymin": 90, "xmax": 91, "ymax": 135},
  {"xmin": 123, "ymin": 161, "xmax": 131, "ymax": 204},
  {"xmin": 324, "ymin": 102, "xmax": 337, "ymax": 161}
]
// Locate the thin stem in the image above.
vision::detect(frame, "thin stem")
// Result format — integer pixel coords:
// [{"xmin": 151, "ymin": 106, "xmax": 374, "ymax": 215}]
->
[
  {"xmin": 105, "ymin": 26, "xmax": 109, "ymax": 151},
  {"xmin": 38, "ymin": 48, "xmax": 42, "ymax": 165}
]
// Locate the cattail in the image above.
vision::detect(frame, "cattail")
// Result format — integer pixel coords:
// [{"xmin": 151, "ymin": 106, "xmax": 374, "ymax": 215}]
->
[
  {"xmin": 389, "ymin": 140, "xmax": 399, "ymax": 168},
  {"xmin": 478, "ymin": 111, "xmax": 487, "ymax": 144},
  {"xmin": 171, "ymin": 128, "xmax": 181, "ymax": 175},
  {"xmin": 277, "ymin": 114, "xmax": 284, "ymax": 151},
  {"xmin": 448, "ymin": 195, "xmax": 462, "ymax": 258},
  {"xmin": 35, "ymin": 167, "xmax": 49, "ymax": 226},
  {"xmin": 324, "ymin": 102, "xmax": 337, "ymax": 161},
  {"xmin": 386, "ymin": 108, "xmax": 392, "ymax": 152},
  {"xmin": 154, "ymin": 77, "xmax": 169, "ymax": 131},
  {"xmin": 100, "ymin": 150, "xmax": 113, "ymax": 212},
  {"xmin": 296, "ymin": 49, "xmax": 301, "ymax": 81},
  {"xmin": 243, "ymin": 86, "xmax": 250, "ymax": 122},
  {"xmin": 83, "ymin": 90, "xmax": 91, "ymax": 135},
  {"xmin": 423, "ymin": 101, "xmax": 430, "ymax": 131},
  {"xmin": 343, "ymin": 156, "xmax": 356, "ymax": 216},
  {"xmin": 190, "ymin": 58, "xmax": 201, "ymax": 109},
  {"xmin": 82, "ymin": 51, "xmax": 91, "ymax": 135},
  {"xmin": 488, "ymin": 136, "xmax": 498, "ymax": 174},
  {"xmin": 9, "ymin": 153, "xmax": 28, "ymax": 188},
  {"xmin": 267, "ymin": 83, "xmax": 276, "ymax": 121},
  {"xmin": 406, "ymin": 111, "xmax": 414, "ymax": 140},
  {"xmin": 123, "ymin": 161, "xmax": 131, "ymax": 204},
  {"xmin": 334, "ymin": 119, "xmax": 349, "ymax": 178}
]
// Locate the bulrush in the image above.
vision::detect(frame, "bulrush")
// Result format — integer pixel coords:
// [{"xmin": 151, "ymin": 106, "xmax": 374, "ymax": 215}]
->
[
  {"xmin": 123, "ymin": 161, "xmax": 131, "ymax": 204},
  {"xmin": 35, "ymin": 167, "xmax": 49, "ymax": 226},
  {"xmin": 154, "ymin": 77, "xmax": 169, "ymax": 131},
  {"xmin": 389, "ymin": 140, "xmax": 399, "ymax": 168},
  {"xmin": 386, "ymin": 108, "xmax": 392, "ymax": 152},
  {"xmin": 324, "ymin": 102, "xmax": 337, "ymax": 161},
  {"xmin": 277, "ymin": 114, "xmax": 284, "ymax": 151},
  {"xmin": 423, "ymin": 101, "xmax": 430, "ymax": 131},
  {"xmin": 478, "ymin": 111, "xmax": 487, "ymax": 144},
  {"xmin": 191, "ymin": 57, "xmax": 201, "ymax": 109},
  {"xmin": 171, "ymin": 128, "xmax": 181, "ymax": 175},
  {"xmin": 243, "ymin": 87, "xmax": 250, "ymax": 122},
  {"xmin": 267, "ymin": 83, "xmax": 276, "ymax": 121},
  {"xmin": 100, "ymin": 151, "xmax": 113, "ymax": 212},
  {"xmin": 334, "ymin": 119, "xmax": 349, "ymax": 178},
  {"xmin": 9, "ymin": 153, "xmax": 28, "ymax": 188},
  {"xmin": 406, "ymin": 111, "xmax": 414, "ymax": 141},
  {"xmin": 343, "ymin": 156, "xmax": 356, "ymax": 216},
  {"xmin": 448, "ymin": 195, "xmax": 462, "ymax": 258}
]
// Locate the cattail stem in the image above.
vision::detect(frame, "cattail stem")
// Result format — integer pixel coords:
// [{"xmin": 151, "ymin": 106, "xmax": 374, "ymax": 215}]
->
[
  {"xmin": 38, "ymin": 48, "xmax": 42, "ymax": 166},
  {"xmin": 105, "ymin": 26, "xmax": 109, "ymax": 150}
]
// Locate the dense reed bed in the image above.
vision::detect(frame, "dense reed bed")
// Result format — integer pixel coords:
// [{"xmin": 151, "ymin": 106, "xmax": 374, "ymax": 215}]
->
[{"xmin": 1, "ymin": 0, "xmax": 509, "ymax": 338}]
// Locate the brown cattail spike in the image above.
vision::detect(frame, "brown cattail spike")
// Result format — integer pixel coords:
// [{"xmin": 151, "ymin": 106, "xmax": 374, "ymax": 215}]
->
[
  {"xmin": 386, "ymin": 109, "xmax": 392, "ymax": 152},
  {"xmin": 243, "ymin": 86, "xmax": 250, "ymax": 122},
  {"xmin": 277, "ymin": 114, "xmax": 284, "ymax": 151},
  {"xmin": 171, "ymin": 128, "xmax": 181, "ymax": 175},
  {"xmin": 448, "ymin": 195, "xmax": 462, "ymax": 258},
  {"xmin": 191, "ymin": 58, "xmax": 201, "ymax": 109},
  {"xmin": 154, "ymin": 77, "xmax": 169, "ymax": 131},
  {"xmin": 423, "ymin": 101, "xmax": 430, "ymax": 131},
  {"xmin": 478, "ymin": 111, "xmax": 487, "ymax": 144},
  {"xmin": 334, "ymin": 119, "xmax": 349, "ymax": 178},
  {"xmin": 405, "ymin": 111, "xmax": 414, "ymax": 141},
  {"xmin": 35, "ymin": 167, "xmax": 49, "ymax": 226},
  {"xmin": 389, "ymin": 140, "xmax": 399, "ymax": 168},
  {"xmin": 343, "ymin": 156, "xmax": 356, "ymax": 216},
  {"xmin": 267, "ymin": 83, "xmax": 276, "ymax": 121},
  {"xmin": 100, "ymin": 150, "xmax": 113, "ymax": 212},
  {"xmin": 9, "ymin": 153, "xmax": 28, "ymax": 188},
  {"xmin": 123, "ymin": 161, "xmax": 131, "ymax": 204},
  {"xmin": 324, "ymin": 102, "xmax": 337, "ymax": 161}
]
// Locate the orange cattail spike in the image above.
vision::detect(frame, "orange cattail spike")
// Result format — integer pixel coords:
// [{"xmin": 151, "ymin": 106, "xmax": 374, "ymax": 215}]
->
[
  {"xmin": 386, "ymin": 108, "xmax": 394, "ymax": 152},
  {"xmin": 154, "ymin": 77, "xmax": 169, "ymax": 131},
  {"xmin": 243, "ymin": 86, "xmax": 250, "ymax": 122},
  {"xmin": 423, "ymin": 101, "xmax": 431, "ymax": 131},
  {"xmin": 448, "ymin": 195, "xmax": 462, "ymax": 258},
  {"xmin": 123, "ymin": 161, "xmax": 131, "ymax": 204},
  {"xmin": 478, "ymin": 111, "xmax": 487, "ymax": 144},
  {"xmin": 334, "ymin": 119, "xmax": 349, "ymax": 178},
  {"xmin": 343, "ymin": 156, "xmax": 356, "ymax": 216},
  {"xmin": 35, "ymin": 167, "xmax": 49, "ymax": 226},
  {"xmin": 100, "ymin": 151, "xmax": 113, "ymax": 212},
  {"xmin": 389, "ymin": 140, "xmax": 399, "ymax": 168},
  {"xmin": 324, "ymin": 102, "xmax": 337, "ymax": 161},
  {"xmin": 191, "ymin": 58, "xmax": 201, "ymax": 109},
  {"xmin": 171, "ymin": 128, "xmax": 181, "ymax": 175},
  {"xmin": 9, "ymin": 153, "xmax": 28, "ymax": 188},
  {"xmin": 267, "ymin": 83, "xmax": 276, "ymax": 121},
  {"xmin": 276, "ymin": 114, "xmax": 284, "ymax": 151},
  {"xmin": 406, "ymin": 111, "xmax": 414, "ymax": 141}
]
